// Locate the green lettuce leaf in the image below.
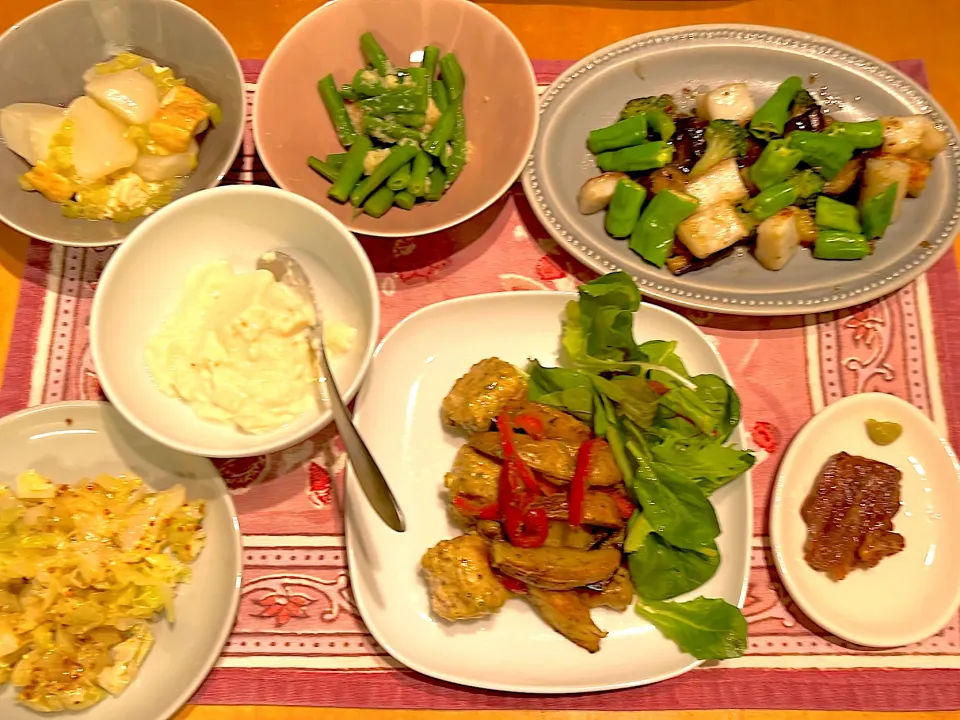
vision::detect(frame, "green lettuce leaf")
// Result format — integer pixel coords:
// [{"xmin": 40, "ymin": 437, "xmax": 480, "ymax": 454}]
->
[
  {"xmin": 632, "ymin": 463, "xmax": 720, "ymax": 550},
  {"xmin": 634, "ymin": 596, "xmax": 747, "ymax": 660}
]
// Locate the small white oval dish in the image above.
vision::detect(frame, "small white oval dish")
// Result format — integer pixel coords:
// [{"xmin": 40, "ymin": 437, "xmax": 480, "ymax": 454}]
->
[{"xmin": 770, "ymin": 392, "xmax": 960, "ymax": 648}]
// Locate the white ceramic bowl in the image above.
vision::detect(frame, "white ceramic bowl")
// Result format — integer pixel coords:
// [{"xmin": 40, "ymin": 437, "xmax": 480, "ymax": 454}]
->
[{"xmin": 90, "ymin": 185, "xmax": 379, "ymax": 458}]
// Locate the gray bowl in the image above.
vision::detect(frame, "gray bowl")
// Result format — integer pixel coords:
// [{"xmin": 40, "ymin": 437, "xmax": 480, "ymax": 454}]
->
[{"xmin": 0, "ymin": 0, "xmax": 245, "ymax": 246}]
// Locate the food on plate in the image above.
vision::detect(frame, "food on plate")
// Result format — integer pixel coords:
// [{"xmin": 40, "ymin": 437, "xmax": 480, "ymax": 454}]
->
[
  {"xmin": 801, "ymin": 451, "xmax": 905, "ymax": 581},
  {"xmin": 307, "ymin": 32, "xmax": 471, "ymax": 218},
  {"xmin": 577, "ymin": 76, "xmax": 949, "ymax": 273},
  {"xmin": 0, "ymin": 471, "xmax": 204, "ymax": 712},
  {"xmin": 145, "ymin": 260, "xmax": 356, "ymax": 434},
  {"xmin": 865, "ymin": 418, "xmax": 903, "ymax": 446},
  {"xmin": 421, "ymin": 271, "xmax": 754, "ymax": 658},
  {"xmin": 0, "ymin": 53, "xmax": 221, "ymax": 221}
]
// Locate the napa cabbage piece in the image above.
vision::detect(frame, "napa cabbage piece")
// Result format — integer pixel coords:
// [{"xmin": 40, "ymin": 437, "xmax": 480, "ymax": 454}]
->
[{"xmin": 0, "ymin": 472, "xmax": 205, "ymax": 712}]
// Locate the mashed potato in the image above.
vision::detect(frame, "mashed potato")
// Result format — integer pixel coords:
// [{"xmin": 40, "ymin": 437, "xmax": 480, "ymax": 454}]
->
[{"xmin": 145, "ymin": 260, "xmax": 355, "ymax": 434}]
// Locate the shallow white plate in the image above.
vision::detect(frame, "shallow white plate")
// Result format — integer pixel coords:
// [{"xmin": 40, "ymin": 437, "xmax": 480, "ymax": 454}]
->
[
  {"xmin": 345, "ymin": 291, "xmax": 752, "ymax": 693},
  {"xmin": 0, "ymin": 401, "xmax": 242, "ymax": 720},
  {"xmin": 770, "ymin": 393, "xmax": 960, "ymax": 647}
]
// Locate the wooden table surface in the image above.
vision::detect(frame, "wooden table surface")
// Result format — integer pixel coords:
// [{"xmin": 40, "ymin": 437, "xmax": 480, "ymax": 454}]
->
[{"xmin": 1, "ymin": 1, "xmax": 959, "ymax": 717}]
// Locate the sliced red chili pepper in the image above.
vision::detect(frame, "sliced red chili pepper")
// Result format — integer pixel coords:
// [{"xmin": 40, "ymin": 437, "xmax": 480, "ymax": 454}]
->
[
  {"xmin": 493, "ymin": 569, "xmax": 528, "ymax": 594},
  {"xmin": 569, "ymin": 439, "xmax": 601, "ymax": 526},
  {"xmin": 513, "ymin": 413, "xmax": 545, "ymax": 441},
  {"xmin": 506, "ymin": 505, "xmax": 548, "ymax": 548},
  {"xmin": 648, "ymin": 380, "xmax": 670, "ymax": 396},
  {"xmin": 452, "ymin": 495, "xmax": 500, "ymax": 520},
  {"xmin": 497, "ymin": 412, "xmax": 541, "ymax": 496}
]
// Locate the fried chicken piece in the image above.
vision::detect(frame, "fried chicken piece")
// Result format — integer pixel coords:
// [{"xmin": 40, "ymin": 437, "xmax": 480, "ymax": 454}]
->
[
  {"xmin": 442, "ymin": 358, "xmax": 527, "ymax": 433},
  {"xmin": 421, "ymin": 535, "xmax": 509, "ymax": 621}
]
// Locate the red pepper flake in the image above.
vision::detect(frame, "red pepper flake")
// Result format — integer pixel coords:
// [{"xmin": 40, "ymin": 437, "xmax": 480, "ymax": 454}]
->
[
  {"xmin": 569, "ymin": 439, "xmax": 600, "ymax": 526},
  {"xmin": 452, "ymin": 495, "xmax": 500, "ymax": 520},
  {"xmin": 513, "ymin": 413, "xmax": 545, "ymax": 441}
]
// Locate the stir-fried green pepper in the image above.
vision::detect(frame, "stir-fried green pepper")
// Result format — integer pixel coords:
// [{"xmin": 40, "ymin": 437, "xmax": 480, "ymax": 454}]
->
[
  {"xmin": 350, "ymin": 144, "xmax": 419, "ymax": 207},
  {"xmin": 824, "ymin": 120, "xmax": 884, "ymax": 149},
  {"xmin": 629, "ymin": 189, "xmax": 700, "ymax": 267},
  {"xmin": 605, "ymin": 179, "xmax": 647, "ymax": 238},
  {"xmin": 813, "ymin": 230, "xmax": 870, "ymax": 260},
  {"xmin": 597, "ymin": 141, "xmax": 674, "ymax": 172},
  {"xmin": 327, "ymin": 134, "xmax": 373, "ymax": 203},
  {"xmin": 749, "ymin": 139, "xmax": 804, "ymax": 190},
  {"xmin": 788, "ymin": 131, "xmax": 855, "ymax": 180},
  {"xmin": 815, "ymin": 196, "xmax": 861, "ymax": 233},
  {"xmin": 749, "ymin": 76, "xmax": 803, "ymax": 141},
  {"xmin": 360, "ymin": 32, "xmax": 391, "ymax": 76},
  {"xmin": 394, "ymin": 189, "xmax": 417, "ymax": 211},
  {"xmin": 861, "ymin": 182, "xmax": 899, "ymax": 239},
  {"xmin": 644, "ymin": 108, "xmax": 676, "ymax": 141},
  {"xmin": 317, "ymin": 74, "xmax": 358, "ymax": 147},
  {"xmin": 587, "ymin": 115, "xmax": 649, "ymax": 154},
  {"xmin": 363, "ymin": 186, "xmax": 396, "ymax": 217},
  {"xmin": 744, "ymin": 182, "xmax": 799, "ymax": 222},
  {"xmin": 307, "ymin": 156, "xmax": 339, "ymax": 183}
]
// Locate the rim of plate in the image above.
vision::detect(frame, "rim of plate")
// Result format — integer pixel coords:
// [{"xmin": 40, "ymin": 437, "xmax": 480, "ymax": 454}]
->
[
  {"xmin": 253, "ymin": 0, "xmax": 539, "ymax": 238},
  {"xmin": 520, "ymin": 23, "xmax": 960, "ymax": 316},
  {"xmin": 346, "ymin": 291, "xmax": 753, "ymax": 693},
  {"xmin": 0, "ymin": 400, "xmax": 243, "ymax": 716},
  {"xmin": 768, "ymin": 393, "xmax": 960, "ymax": 647}
]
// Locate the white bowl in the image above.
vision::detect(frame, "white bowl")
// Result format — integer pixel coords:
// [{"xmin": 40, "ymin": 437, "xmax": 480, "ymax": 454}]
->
[{"xmin": 90, "ymin": 185, "xmax": 379, "ymax": 458}]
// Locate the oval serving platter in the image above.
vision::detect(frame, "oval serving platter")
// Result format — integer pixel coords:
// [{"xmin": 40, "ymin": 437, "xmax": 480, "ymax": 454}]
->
[{"xmin": 521, "ymin": 24, "xmax": 960, "ymax": 316}]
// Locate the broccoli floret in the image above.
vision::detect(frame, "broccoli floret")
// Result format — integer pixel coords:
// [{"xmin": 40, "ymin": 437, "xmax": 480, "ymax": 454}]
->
[
  {"xmin": 790, "ymin": 89, "xmax": 819, "ymax": 116},
  {"xmin": 689, "ymin": 119, "xmax": 749, "ymax": 177},
  {"xmin": 786, "ymin": 168, "xmax": 825, "ymax": 200},
  {"xmin": 619, "ymin": 94, "xmax": 676, "ymax": 121}
]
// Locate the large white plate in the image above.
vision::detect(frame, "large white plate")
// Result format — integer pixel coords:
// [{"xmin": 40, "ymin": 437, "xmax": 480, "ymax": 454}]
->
[
  {"xmin": 345, "ymin": 292, "xmax": 752, "ymax": 693},
  {"xmin": 770, "ymin": 393, "xmax": 960, "ymax": 647},
  {"xmin": 0, "ymin": 401, "xmax": 242, "ymax": 720}
]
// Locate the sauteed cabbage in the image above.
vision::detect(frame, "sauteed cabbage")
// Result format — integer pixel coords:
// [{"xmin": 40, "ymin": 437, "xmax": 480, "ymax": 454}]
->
[{"xmin": 0, "ymin": 471, "xmax": 205, "ymax": 713}]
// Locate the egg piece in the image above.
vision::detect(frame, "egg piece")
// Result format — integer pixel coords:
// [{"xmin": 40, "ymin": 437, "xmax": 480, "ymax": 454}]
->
[
  {"xmin": 0, "ymin": 103, "xmax": 66, "ymax": 165},
  {"xmin": 66, "ymin": 96, "xmax": 138, "ymax": 181},
  {"xmin": 84, "ymin": 69, "xmax": 161, "ymax": 125},
  {"xmin": 132, "ymin": 139, "xmax": 198, "ymax": 181}
]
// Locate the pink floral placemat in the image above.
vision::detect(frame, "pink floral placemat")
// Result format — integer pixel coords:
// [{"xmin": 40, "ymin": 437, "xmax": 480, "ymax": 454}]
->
[{"xmin": 2, "ymin": 59, "xmax": 960, "ymax": 712}]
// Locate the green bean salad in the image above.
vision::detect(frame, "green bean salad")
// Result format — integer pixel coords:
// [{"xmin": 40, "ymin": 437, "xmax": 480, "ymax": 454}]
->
[
  {"xmin": 578, "ymin": 79, "xmax": 948, "ymax": 274},
  {"xmin": 309, "ymin": 32, "xmax": 469, "ymax": 219}
]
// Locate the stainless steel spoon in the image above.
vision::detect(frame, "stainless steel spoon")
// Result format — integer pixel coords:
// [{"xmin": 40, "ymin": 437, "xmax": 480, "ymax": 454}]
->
[{"xmin": 257, "ymin": 251, "xmax": 405, "ymax": 532}]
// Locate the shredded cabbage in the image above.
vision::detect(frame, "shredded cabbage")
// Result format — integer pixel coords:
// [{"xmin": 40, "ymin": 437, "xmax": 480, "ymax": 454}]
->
[{"xmin": 0, "ymin": 472, "xmax": 205, "ymax": 713}]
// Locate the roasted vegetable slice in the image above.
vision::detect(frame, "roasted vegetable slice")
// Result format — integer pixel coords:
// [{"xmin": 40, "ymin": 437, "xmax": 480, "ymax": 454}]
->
[
  {"xmin": 490, "ymin": 543, "xmax": 621, "ymax": 591},
  {"xmin": 526, "ymin": 588, "xmax": 607, "ymax": 653}
]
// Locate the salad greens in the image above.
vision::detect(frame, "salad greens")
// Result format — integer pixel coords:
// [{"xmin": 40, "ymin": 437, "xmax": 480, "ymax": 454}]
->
[{"xmin": 529, "ymin": 270, "xmax": 754, "ymax": 660}]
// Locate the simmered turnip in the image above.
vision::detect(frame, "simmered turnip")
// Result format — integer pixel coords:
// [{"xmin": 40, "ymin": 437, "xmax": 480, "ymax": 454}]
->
[
  {"xmin": 85, "ymin": 69, "xmax": 160, "ymax": 125},
  {"xmin": 0, "ymin": 103, "xmax": 66, "ymax": 165},
  {"xmin": 860, "ymin": 156, "xmax": 911, "ymax": 222},
  {"xmin": 132, "ymin": 140, "xmax": 198, "ymax": 182},
  {"xmin": 677, "ymin": 202, "xmax": 750, "ymax": 259},
  {"xmin": 755, "ymin": 208, "xmax": 801, "ymax": 271},
  {"xmin": 66, "ymin": 97, "xmax": 138, "ymax": 181}
]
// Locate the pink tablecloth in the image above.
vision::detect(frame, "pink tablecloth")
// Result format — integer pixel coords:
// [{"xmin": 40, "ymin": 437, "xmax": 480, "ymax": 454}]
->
[{"xmin": 2, "ymin": 59, "xmax": 960, "ymax": 712}]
